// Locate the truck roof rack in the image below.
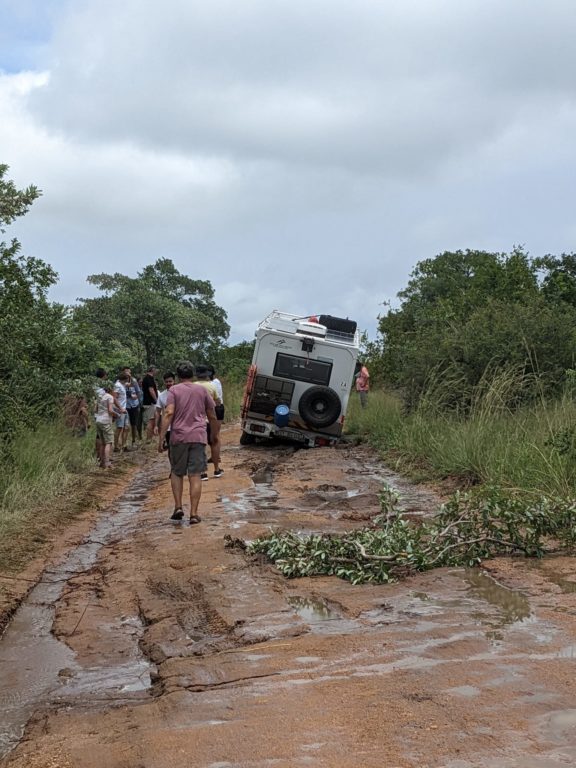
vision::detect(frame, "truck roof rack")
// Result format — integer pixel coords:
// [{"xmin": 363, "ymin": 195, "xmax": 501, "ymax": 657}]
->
[{"xmin": 258, "ymin": 310, "xmax": 360, "ymax": 347}]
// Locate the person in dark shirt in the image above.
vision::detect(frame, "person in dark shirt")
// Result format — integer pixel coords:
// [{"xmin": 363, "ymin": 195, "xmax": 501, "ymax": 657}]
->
[{"xmin": 142, "ymin": 365, "xmax": 158, "ymax": 439}]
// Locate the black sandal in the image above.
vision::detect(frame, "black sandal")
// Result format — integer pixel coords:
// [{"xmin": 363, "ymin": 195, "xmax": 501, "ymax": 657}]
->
[
  {"xmin": 189, "ymin": 514, "xmax": 202, "ymax": 525},
  {"xmin": 170, "ymin": 508, "xmax": 184, "ymax": 521}
]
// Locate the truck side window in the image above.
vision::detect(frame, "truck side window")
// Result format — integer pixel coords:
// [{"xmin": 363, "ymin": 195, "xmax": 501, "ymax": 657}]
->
[{"xmin": 273, "ymin": 353, "xmax": 332, "ymax": 386}]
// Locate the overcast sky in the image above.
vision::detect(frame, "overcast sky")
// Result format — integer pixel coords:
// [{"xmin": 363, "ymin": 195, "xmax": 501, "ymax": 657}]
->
[{"xmin": 2, "ymin": 0, "xmax": 576, "ymax": 343}]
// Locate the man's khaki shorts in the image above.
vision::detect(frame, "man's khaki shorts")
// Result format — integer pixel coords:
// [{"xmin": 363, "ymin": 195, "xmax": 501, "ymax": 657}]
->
[
  {"xmin": 169, "ymin": 443, "xmax": 207, "ymax": 477},
  {"xmin": 142, "ymin": 404, "xmax": 157, "ymax": 425},
  {"xmin": 96, "ymin": 422, "xmax": 114, "ymax": 444}
]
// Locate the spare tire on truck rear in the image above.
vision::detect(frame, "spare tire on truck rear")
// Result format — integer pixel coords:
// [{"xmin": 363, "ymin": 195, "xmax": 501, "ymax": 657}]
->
[{"xmin": 298, "ymin": 386, "xmax": 341, "ymax": 429}]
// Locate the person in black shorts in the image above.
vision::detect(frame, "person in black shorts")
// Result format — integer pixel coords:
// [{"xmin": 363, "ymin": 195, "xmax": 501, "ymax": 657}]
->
[{"xmin": 142, "ymin": 365, "xmax": 158, "ymax": 439}]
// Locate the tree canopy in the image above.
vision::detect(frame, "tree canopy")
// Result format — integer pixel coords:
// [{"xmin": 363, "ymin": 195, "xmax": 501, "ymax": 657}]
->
[
  {"xmin": 75, "ymin": 258, "xmax": 229, "ymax": 368},
  {"xmin": 371, "ymin": 248, "xmax": 576, "ymax": 409}
]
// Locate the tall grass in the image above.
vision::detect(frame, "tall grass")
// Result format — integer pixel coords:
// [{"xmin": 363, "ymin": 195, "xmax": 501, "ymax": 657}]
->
[
  {"xmin": 346, "ymin": 371, "xmax": 576, "ymax": 497},
  {"xmin": 222, "ymin": 377, "xmax": 244, "ymax": 422},
  {"xmin": 0, "ymin": 422, "xmax": 94, "ymax": 571}
]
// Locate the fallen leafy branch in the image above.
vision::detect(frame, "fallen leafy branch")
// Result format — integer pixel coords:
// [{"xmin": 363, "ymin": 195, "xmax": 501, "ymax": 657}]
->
[{"xmin": 246, "ymin": 486, "xmax": 576, "ymax": 584}]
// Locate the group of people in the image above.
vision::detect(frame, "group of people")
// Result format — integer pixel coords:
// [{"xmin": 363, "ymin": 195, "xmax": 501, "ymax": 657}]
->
[
  {"xmin": 91, "ymin": 356, "xmax": 367, "ymax": 524},
  {"xmin": 94, "ymin": 363, "xmax": 225, "ymax": 522}
]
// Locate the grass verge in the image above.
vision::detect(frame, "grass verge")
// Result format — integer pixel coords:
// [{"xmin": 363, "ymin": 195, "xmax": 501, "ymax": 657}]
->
[
  {"xmin": 0, "ymin": 422, "xmax": 127, "ymax": 573},
  {"xmin": 346, "ymin": 389, "xmax": 576, "ymax": 497}
]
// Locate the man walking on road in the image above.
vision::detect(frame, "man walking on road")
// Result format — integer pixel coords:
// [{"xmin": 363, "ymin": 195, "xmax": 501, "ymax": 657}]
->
[{"xmin": 158, "ymin": 361, "xmax": 217, "ymax": 524}]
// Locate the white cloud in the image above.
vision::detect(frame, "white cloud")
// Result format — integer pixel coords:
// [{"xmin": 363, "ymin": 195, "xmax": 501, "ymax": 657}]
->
[{"xmin": 2, "ymin": 0, "xmax": 576, "ymax": 346}]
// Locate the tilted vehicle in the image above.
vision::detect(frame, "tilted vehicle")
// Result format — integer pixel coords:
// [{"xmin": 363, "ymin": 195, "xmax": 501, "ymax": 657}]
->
[{"xmin": 240, "ymin": 311, "xmax": 360, "ymax": 447}]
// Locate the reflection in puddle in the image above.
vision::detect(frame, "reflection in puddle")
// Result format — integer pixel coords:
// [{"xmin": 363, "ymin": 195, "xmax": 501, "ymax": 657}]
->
[
  {"xmin": 546, "ymin": 573, "xmax": 576, "ymax": 594},
  {"xmin": 464, "ymin": 569, "xmax": 531, "ymax": 628},
  {"xmin": 220, "ymin": 480, "xmax": 279, "ymax": 527},
  {"xmin": 252, "ymin": 469, "xmax": 274, "ymax": 485},
  {"xmin": 287, "ymin": 596, "xmax": 339, "ymax": 622}
]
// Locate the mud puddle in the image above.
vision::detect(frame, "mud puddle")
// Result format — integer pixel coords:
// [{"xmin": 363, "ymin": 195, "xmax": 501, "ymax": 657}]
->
[{"xmin": 0, "ymin": 467, "xmax": 161, "ymax": 758}]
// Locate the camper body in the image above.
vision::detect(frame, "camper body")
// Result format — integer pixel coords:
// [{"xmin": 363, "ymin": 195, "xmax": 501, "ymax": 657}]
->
[{"xmin": 240, "ymin": 311, "xmax": 360, "ymax": 448}]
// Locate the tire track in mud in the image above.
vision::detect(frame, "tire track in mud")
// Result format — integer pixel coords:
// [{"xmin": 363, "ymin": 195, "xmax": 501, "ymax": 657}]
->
[
  {"xmin": 0, "ymin": 463, "xmax": 167, "ymax": 758},
  {"xmin": 4, "ymin": 431, "xmax": 576, "ymax": 767}
]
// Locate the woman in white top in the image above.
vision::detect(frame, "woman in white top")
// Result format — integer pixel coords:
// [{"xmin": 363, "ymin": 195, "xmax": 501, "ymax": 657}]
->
[
  {"xmin": 208, "ymin": 366, "xmax": 225, "ymax": 421},
  {"xmin": 95, "ymin": 382, "xmax": 115, "ymax": 468}
]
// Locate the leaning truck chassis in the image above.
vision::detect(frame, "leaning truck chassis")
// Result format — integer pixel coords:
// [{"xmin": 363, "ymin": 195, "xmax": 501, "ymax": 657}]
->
[{"xmin": 240, "ymin": 311, "xmax": 360, "ymax": 448}]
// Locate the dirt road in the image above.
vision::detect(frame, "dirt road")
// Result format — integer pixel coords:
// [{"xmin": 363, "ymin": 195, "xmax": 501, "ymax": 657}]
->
[{"xmin": 2, "ymin": 427, "xmax": 576, "ymax": 767}]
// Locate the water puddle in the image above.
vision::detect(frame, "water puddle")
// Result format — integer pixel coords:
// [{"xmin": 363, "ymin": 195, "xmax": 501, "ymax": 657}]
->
[
  {"xmin": 357, "ymin": 460, "xmax": 443, "ymax": 518},
  {"xmin": 463, "ymin": 569, "xmax": 531, "ymax": 628},
  {"xmin": 541, "ymin": 569, "xmax": 576, "ymax": 594},
  {"xmin": 286, "ymin": 596, "xmax": 358, "ymax": 635},
  {"xmin": 0, "ymin": 468, "xmax": 160, "ymax": 758},
  {"xmin": 287, "ymin": 596, "xmax": 339, "ymax": 623},
  {"xmin": 252, "ymin": 468, "xmax": 274, "ymax": 485},
  {"xmin": 219, "ymin": 469, "xmax": 280, "ymax": 528}
]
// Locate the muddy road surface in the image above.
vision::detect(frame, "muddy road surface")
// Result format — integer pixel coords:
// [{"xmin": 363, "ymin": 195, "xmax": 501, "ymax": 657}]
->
[{"xmin": 2, "ymin": 427, "xmax": 576, "ymax": 767}]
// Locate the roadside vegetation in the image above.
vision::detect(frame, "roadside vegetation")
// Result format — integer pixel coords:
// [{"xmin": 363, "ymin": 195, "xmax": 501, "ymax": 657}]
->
[
  {"xmin": 0, "ymin": 425, "xmax": 96, "ymax": 571},
  {"xmin": 348, "ymin": 247, "xmax": 576, "ymax": 498},
  {"xmin": 346, "ymin": 373, "xmax": 576, "ymax": 498},
  {"xmin": 252, "ymin": 249, "xmax": 576, "ymax": 582},
  {"xmin": 0, "ymin": 164, "xmax": 252, "ymax": 572}
]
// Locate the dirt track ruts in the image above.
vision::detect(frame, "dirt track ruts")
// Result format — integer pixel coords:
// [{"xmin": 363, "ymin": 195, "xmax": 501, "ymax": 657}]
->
[{"xmin": 2, "ymin": 427, "xmax": 576, "ymax": 767}]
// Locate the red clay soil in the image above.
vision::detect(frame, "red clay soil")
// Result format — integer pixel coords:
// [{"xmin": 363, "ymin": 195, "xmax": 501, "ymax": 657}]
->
[{"xmin": 2, "ymin": 427, "xmax": 576, "ymax": 767}]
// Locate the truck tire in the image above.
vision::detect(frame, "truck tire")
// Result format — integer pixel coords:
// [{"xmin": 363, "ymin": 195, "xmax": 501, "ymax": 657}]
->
[
  {"xmin": 298, "ymin": 386, "xmax": 341, "ymax": 429},
  {"xmin": 240, "ymin": 430, "xmax": 256, "ymax": 445}
]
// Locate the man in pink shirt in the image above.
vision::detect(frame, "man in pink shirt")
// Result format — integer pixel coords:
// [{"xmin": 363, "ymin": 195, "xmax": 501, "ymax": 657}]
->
[{"xmin": 158, "ymin": 361, "xmax": 218, "ymax": 524}]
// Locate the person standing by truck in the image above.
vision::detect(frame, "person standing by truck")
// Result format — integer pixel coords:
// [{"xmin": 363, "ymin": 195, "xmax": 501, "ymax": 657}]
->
[
  {"xmin": 195, "ymin": 364, "xmax": 223, "ymax": 479},
  {"xmin": 355, "ymin": 360, "xmax": 370, "ymax": 408},
  {"xmin": 208, "ymin": 365, "xmax": 225, "ymax": 422}
]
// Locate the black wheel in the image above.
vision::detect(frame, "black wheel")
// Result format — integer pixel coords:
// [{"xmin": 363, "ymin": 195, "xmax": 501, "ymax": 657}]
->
[
  {"xmin": 298, "ymin": 386, "xmax": 341, "ymax": 429},
  {"xmin": 240, "ymin": 430, "xmax": 256, "ymax": 445}
]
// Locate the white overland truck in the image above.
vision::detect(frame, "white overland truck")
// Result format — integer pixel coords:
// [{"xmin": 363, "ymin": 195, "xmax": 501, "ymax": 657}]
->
[{"xmin": 240, "ymin": 311, "xmax": 360, "ymax": 447}]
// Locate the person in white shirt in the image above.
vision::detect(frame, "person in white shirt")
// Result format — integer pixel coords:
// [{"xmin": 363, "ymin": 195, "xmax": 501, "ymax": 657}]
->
[
  {"xmin": 95, "ymin": 382, "xmax": 115, "ymax": 468},
  {"xmin": 208, "ymin": 366, "xmax": 225, "ymax": 422},
  {"xmin": 113, "ymin": 372, "xmax": 130, "ymax": 451},
  {"xmin": 155, "ymin": 371, "xmax": 176, "ymax": 454}
]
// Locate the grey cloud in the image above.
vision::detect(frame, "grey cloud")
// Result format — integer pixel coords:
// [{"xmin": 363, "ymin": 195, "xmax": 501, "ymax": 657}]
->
[{"xmin": 28, "ymin": 0, "xmax": 576, "ymax": 178}]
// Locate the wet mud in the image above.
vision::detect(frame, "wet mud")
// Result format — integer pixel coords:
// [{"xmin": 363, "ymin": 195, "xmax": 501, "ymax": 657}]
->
[{"xmin": 2, "ymin": 429, "xmax": 576, "ymax": 767}]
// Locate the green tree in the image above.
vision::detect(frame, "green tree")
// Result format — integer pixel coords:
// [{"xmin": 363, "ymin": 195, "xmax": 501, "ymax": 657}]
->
[
  {"xmin": 210, "ymin": 340, "xmax": 255, "ymax": 382},
  {"xmin": 536, "ymin": 252, "xmax": 576, "ymax": 307},
  {"xmin": 75, "ymin": 259, "xmax": 230, "ymax": 368},
  {"xmin": 1, "ymin": 167, "xmax": 51, "ymax": 428},
  {"xmin": 372, "ymin": 248, "xmax": 567, "ymax": 408}
]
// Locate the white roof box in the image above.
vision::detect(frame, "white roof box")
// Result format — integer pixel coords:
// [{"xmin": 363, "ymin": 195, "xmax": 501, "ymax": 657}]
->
[{"xmin": 295, "ymin": 320, "xmax": 327, "ymax": 338}]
